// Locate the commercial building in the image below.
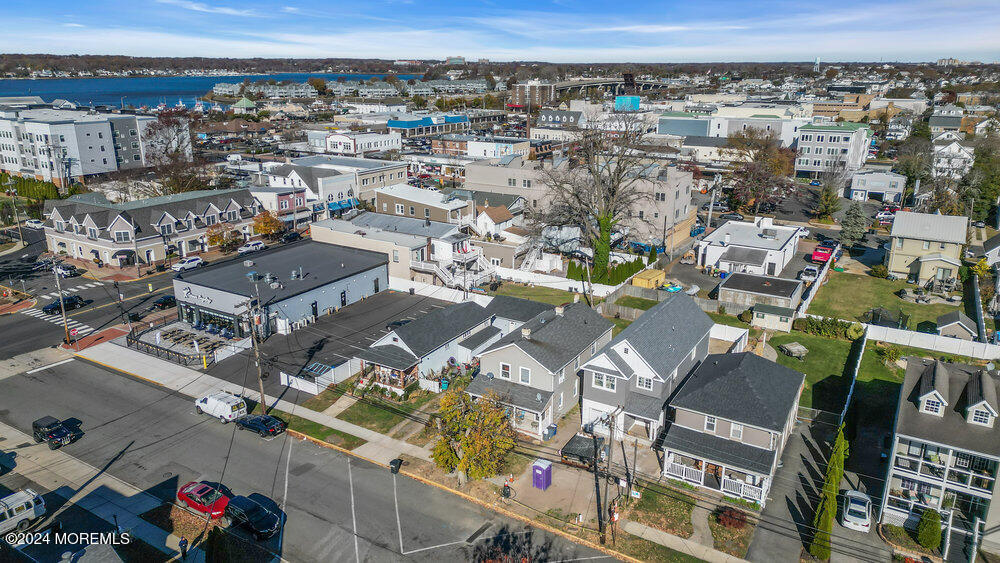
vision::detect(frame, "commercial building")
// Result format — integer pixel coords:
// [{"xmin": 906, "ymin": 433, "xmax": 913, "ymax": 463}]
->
[
  {"xmin": 847, "ymin": 170, "xmax": 906, "ymax": 203},
  {"xmin": 304, "ymin": 130, "xmax": 401, "ymax": 157},
  {"xmin": 512, "ymin": 80, "xmax": 556, "ymax": 108},
  {"xmin": 373, "ymin": 183, "xmax": 474, "ymax": 224},
  {"xmin": 0, "ymin": 100, "xmax": 186, "ymax": 187},
  {"xmin": 260, "ymin": 155, "xmax": 408, "ymax": 211},
  {"xmin": 248, "ymin": 186, "xmax": 311, "ymax": 228},
  {"xmin": 173, "ymin": 241, "xmax": 388, "ymax": 338},
  {"xmin": 386, "ymin": 113, "xmax": 470, "ymax": 138},
  {"xmin": 880, "ymin": 360, "xmax": 1000, "ymax": 557},
  {"xmin": 43, "ymin": 189, "xmax": 258, "ymax": 268}
]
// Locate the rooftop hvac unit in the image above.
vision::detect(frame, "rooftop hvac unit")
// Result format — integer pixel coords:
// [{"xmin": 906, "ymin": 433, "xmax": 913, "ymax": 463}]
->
[
  {"xmin": 269, "ymin": 282, "xmax": 282, "ymax": 290},
  {"xmin": 761, "ymin": 228, "xmax": 777, "ymax": 239}
]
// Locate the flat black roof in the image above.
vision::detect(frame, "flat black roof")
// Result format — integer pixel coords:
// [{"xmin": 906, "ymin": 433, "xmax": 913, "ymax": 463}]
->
[
  {"xmin": 176, "ymin": 241, "xmax": 388, "ymax": 305},
  {"xmin": 720, "ymin": 273, "xmax": 801, "ymax": 299}
]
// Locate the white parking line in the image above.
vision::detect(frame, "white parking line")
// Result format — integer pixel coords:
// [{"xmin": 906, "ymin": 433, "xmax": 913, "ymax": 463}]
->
[
  {"xmin": 25, "ymin": 358, "xmax": 75, "ymax": 374},
  {"xmin": 348, "ymin": 459, "xmax": 359, "ymax": 563}
]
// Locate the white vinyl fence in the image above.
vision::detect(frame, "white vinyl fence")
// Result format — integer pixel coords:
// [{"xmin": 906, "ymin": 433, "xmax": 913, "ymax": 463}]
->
[
  {"xmin": 493, "ymin": 267, "xmax": 618, "ymax": 297},
  {"xmin": 866, "ymin": 325, "xmax": 1000, "ymax": 360}
]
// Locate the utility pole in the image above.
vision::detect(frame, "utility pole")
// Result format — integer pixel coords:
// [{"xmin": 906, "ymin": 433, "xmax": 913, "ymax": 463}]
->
[
  {"xmin": 589, "ymin": 429, "xmax": 605, "ymax": 544},
  {"xmin": 245, "ymin": 278, "xmax": 268, "ymax": 413},
  {"xmin": 4, "ymin": 178, "xmax": 24, "ymax": 248},
  {"xmin": 704, "ymin": 185, "xmax": 718, "ymax": 238},
  {"xmin": 604, "ymin": 413, "xmax": 616, "ymax": 543},
  {"xmin": 53, "ymin": 267, "xmax": 71, "ymax": 346}
]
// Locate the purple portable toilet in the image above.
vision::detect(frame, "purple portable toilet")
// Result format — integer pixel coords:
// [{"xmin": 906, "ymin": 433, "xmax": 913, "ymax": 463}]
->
[{"xmin": 532, "ymin": 459, "xmax": 552, "ymax": 491}]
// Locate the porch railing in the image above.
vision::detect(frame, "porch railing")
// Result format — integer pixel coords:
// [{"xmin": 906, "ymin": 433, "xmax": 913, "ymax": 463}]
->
[
  {"xmin": 666, "ymin": 462, "xmax": 702, "ymax": 484},
  {"xmin": 722, "ymin": 477, "xmax": 764, "ymax": 502}
]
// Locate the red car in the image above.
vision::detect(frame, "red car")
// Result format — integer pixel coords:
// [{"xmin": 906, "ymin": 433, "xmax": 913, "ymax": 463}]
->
[
  {"xmin": 177, "ymin": 481, "xmax": 230, "ymax": 518},
  {"xmin": 811, "ymin": 245, "xmax": 835, "ymax": 264}
]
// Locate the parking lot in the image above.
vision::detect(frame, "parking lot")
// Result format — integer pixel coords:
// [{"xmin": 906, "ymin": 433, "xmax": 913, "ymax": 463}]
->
[{"xmin": 207, "ymin": 290, "xmax": 452, "ymax": 403}]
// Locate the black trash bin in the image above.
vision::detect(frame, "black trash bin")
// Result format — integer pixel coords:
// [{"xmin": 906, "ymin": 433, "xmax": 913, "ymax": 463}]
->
[{"xmin": 389, "ymin": 458, "xmax": 402, "ymax": 474}]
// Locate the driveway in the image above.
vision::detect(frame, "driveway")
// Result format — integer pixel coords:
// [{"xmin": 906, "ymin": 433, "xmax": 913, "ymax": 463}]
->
[{"xmin": 747, "ymin": 422, "xmax": 891, "ymax": 563}]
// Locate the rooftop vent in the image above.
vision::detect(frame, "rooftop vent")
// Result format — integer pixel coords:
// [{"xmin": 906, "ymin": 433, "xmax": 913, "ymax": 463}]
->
[
  {"xmin": 761, "ymin": 228, "xmax": 777, "ymax": 240},
  {"xmin": 555, "ymin": 305, "xmax": 564, "ymax": 316},
  {"xmin": 521, "ymin": 327, "xmax": 531, "ymax": 338}
]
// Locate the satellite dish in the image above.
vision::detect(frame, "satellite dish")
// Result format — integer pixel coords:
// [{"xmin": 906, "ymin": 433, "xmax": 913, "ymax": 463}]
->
[
  {"xmin": 535, "ymin": 392, "xmax": 542, "ymax": 402},
  {"xmin": 486, "ymin": 372, "xmax": 494, "ymax": 379},
  {"xmin": 989, "ymin": 362, "xmax": 996, "ymax": 371}
]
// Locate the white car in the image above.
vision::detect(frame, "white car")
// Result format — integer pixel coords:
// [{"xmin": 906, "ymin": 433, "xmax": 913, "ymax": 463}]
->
[
  {"xmin": 195, "ymin": 392, "xmax": 247, "ymax": 423},
  {"xmin": 798, "ymin": 227, "xmax": 811, "ymax": 239},
  {"xmin": 799, "ymin": 266, "xmax": 820, "ymax": 283},
  {"xmin": 172, "ymin": 257, "xmax": 204, "ymax": 272},
  {"xmin": 24, "ymin": 219, "xmax": 45, "ymax": 229},
  {"xmin": 840, "ymin": 490, "xmax": 872, "ymax": 533},
  {"xmin": 237, "ymin": 241, "xmax": 266, "ymax": 254}
]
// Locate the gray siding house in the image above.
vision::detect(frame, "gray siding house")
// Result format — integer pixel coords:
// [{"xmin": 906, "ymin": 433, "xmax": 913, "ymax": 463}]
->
[
  {"xmin": 659, "ymin": 352, "xmax": 804, "ymax": 506},
  {"xmin": 581, "ymin": 293, "xmax": 714, "ymax": 444},
  {"xmin": 469, "ymin": 303, "xmax": 613, "ymax": 440}
]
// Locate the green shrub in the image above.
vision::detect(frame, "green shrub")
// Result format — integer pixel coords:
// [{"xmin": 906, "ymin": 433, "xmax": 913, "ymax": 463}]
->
[
  {"xmin": 737, "ymin": 310, "xmax": 753, "ymax": 324},
  {"xmin": 878, "ymin": 345, "xmax": 902, "ymax": 365},
  {"xmin": 870, "ymin": 264, "xmax": 889, "ymax": 278},
  {"xmin": 916, "ymin": 509, "xmax": 942, "ymax": 551}
]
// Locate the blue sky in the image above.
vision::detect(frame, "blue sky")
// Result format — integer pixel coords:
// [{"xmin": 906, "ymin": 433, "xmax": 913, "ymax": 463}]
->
[{"xmin": 1, "ymin": 0, "xmax": 998, "ymax": 63}]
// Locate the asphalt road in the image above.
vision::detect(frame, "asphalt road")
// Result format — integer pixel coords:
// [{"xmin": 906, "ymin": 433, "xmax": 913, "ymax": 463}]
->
[{"xmin": 0, "ymin": 360, "xmax": 610, "ymax": 562}]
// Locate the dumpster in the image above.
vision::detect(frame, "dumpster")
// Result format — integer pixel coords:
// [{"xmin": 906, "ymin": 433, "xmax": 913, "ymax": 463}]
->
[
  {"xmin": 532, "ymin": 459, "xmax": 552, "ymax": 491},
  {"xmin": 543, "ymin": 423, "xmax": 557, "ymax": 441}
]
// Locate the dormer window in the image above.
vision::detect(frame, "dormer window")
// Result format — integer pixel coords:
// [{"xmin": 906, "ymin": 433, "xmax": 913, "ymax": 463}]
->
[
  {"xmin": 923, "ymin": 399, "xmax": 942, "ymax": 414},
  {"xmin": 971, "ymin": 409, "xmax": 991, "ymax": 425},
  {"xmin": 160, "ymin": 224, "xmax": 172, "ymax": 235}
]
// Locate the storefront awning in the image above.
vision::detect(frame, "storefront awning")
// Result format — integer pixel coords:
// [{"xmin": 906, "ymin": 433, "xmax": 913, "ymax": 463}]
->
[
  {"xmin": 112, "ymin": 249, "xmax": 135, "ymax": 258},
  {"xmin": 89, "ymin": 249, "xmax": 100, "ymax": 256},
  {"xmin": 327, "ymin": 198, "xmax": 360, "ymax": 212}
]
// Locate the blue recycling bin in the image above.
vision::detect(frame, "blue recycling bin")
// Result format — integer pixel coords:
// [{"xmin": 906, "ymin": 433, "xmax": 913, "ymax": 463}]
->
[{"xmin": 532, "ymin": 459, "xmax": 552, "ymax": 491}]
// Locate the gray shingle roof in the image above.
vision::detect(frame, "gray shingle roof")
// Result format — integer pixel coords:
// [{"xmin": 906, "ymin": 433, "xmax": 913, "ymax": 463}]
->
[
  {"xmin": 658, "ymin": 423, "xmax": 776, "ymax": 475},
  {"xmin": 683, "ymin": 135, "xmax": 730, "ymax": 148},
  {"xmin": 985, "ymin": 232, "xmax": 1000, "ymax": 253},
  {"xmin": 393, "ymin": 301, "xmax": 489, "ymax": 358},
  {"xmin": 896, "ymin": 359, "xmax": 1000, "ymax": 457},
  {"xmin": 481, "ymin": 303, "xmax": 612, "ymax": 373},
  {"xmin": 348, "ymin": 211, "xmax": 459, "ymax": 240},
  {"xmin": 458, "ymin": 326, "xmax": 500, "ymax": 350},
  {"xmin": 625, "ymin": 393, "xmax": 664, "ymax": 421},
  {"xmin": 600, "ymin": 293, "xmax": 713, "ymax": 379},
  {"xmin": 671, "ymin": 353, "xmax": 804, "ymax": 432},
  {"xmin": 917, "ymin": 360, "xmax": 951, "ymax": 402},
  {"xmin": 466, "ymin": 374, "xmax": 553, "ymax": 414},
  {"xmin": 965, "ymin": 369, "xmax": 999, "ymax": 414},
  {"xmin": 356, "ymin": 344, "xmax": 419, "ymax": 370},
  {"xmin": 890, "ymin": 211, "xmax": 968, "ymax": 244},
  {"xmin": 483, "ymin": 295, "xmax": 554, "ymax": 323},
  {"xmin": 937, "ymin": 310, "xmax": 976, "ymax": 333},
  {"xmin": 720, "ymin": 246, "xmax": 768, "ymax": 266}
]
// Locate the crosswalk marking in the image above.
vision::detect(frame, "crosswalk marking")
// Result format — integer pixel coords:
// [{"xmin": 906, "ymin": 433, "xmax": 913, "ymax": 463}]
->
[
  {"xmin": 18, "ymin": 308, "xmax": 96, "ymax": 335},
  {"xmin": 37, "ymin": 282, "xmax": 103, "ymax": 299}
]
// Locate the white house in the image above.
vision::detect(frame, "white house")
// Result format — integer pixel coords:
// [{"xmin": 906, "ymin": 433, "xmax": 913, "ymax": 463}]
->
[
  {"xmin": 305, "ymin": 130, "xmax": 402, "ymax": 156},
  {"xmin": 848, "ymin": 170, "xmax": 906, "ymax": 203},
  {"xmin": 697, "ymin": 217, "xmax": 803, "ymax": 276},
  {"xmin": 933, "ymin": 141, "xmax": 975, "ymax": 180},
  {"xmin": 476, "ymin": 204, "xmax": 516, "ymax": 236}
]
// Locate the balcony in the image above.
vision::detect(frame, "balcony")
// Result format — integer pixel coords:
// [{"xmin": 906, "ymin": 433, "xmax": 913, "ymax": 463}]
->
[
  {"xmin": 722, "ymin": 477, "xmax": 764, "ymax": 502},
  {"xmin": 665, "ymin": 461, "xmax": 702, "ymax": 484}
]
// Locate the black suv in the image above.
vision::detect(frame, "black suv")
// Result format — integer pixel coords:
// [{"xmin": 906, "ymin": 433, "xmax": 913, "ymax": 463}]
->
[
  {"xmin": 280, "ymin": 231, "xmax": 302, "ymax": 243},
  {"xmin": 235, "ymin": 415, "xmax": 287, "ymax": 437},
  {"xmin": 32, "ymin": 416, "xmax": 76, "ymax": 450},
  {"xmin": 151, "ymin": 295, "xmax": 176, "ymax": 310},
  {"xmin": 225, "ymin": 493, "xmax": 281, "ymax": 540},
  {"xmin": 42, "ymin": 295, "xmax": 85, "ymax": 315}
]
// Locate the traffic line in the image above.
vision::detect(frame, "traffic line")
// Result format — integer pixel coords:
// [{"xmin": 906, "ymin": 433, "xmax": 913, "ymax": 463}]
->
[{"xmin": 25, "ymin": 358, "xmax": 75, "ymax": 374}]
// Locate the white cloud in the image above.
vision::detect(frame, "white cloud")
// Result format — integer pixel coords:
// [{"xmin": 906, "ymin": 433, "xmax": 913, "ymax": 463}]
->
[
  {"xmin": 282, "ymin": 6, "xmax": 299, "ymax": 13},
  {"xmin": 62, "ymin": 23, "xmax": 86, "ymax": 28},
  {"xmin": 155, "ymin": 0, "xmax": 258, "ymax": 17},
  {"xmin": 580, "ymin": 24, "xmax": 748, "ymax": 33}
]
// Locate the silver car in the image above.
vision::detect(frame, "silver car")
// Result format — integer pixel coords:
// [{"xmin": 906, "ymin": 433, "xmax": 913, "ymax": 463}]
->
[{"xmin": 841, "ymin": 490, "xmax": 872, "ymax": 533}]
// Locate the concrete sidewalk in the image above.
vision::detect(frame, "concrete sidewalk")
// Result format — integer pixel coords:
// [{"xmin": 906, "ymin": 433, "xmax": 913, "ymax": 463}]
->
[
  {"xmin": 0, "ymin": 420, "xmax": 205, "ymax": 562},
  {"xmin": 622, "ymin": 519, "xmax": 749, "ymax": 563},
  {"xmin": 75, "ymin": 340, "xmax": 433, "ymax": 465}
]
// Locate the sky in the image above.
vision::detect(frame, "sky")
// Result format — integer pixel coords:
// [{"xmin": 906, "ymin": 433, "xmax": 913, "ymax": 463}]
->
[{"xmin": 1, "ymin": 0, "xmax": 998, "ymax": 63}]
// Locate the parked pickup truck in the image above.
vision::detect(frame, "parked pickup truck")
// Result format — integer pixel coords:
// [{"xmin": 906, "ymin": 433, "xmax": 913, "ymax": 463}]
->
[{"xmin": 811, "ymin": 245, "xmax": 836, "ymax": 264}]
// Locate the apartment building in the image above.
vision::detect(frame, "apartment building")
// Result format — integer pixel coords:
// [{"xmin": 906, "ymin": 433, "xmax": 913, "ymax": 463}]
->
[
  {"xmin": 43, "ymin": 189, "xmax": 258, "ymax": 267},
  {"xmin": 0, "ymin": 102, "xmax": 181, "ymax": 187},
  {"xmin": 373, "ymin": 183, "xmax": 474, "ymax": 224},
  {"xmin": 304, "ymin": 130, "xmax": 402, "ymax": 156},
  {"xmin": 261, "ymin": 155, "xmax": 408, "ymax": 211},
  {"xmin": 881, "ymin": 360, "xmax": 1000, "ymax": 557},
  {"xmin": 933, "ymin": 141, "xmax": 975, "ymax": 180},
  {"xmin": 793, "ymin": 121, "xmax": 872, "ymax": 176},
  {"xmin": 221, "ymin": 82, "xmax": 318, "ymax": 99},
  {"xmin": 657, "ymin": 112, "xmax": 808, "ymax": 148},
  {"xmin": 886, "ymin": 211, "xmax": 968, "ymax": 284},
  {"xmin": 310, "ymin": 212, "xmax": 493, "ymax": 288},
  {"xmin": 248, "ymin": 186, "xmax": 311, "ymax": 228},
  {"xmin": 512, "ymin": 80, "xmax": 556, "ymax": 108}
]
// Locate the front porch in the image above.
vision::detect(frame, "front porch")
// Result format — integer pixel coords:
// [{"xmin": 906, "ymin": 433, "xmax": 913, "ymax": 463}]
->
[
  {"xmin": 664, "ymin": 451, "xmax": 768, "ymax": 505},
  {"xmin": 360, "ymin": 362, "xmax": 418, "ymax": 396}
]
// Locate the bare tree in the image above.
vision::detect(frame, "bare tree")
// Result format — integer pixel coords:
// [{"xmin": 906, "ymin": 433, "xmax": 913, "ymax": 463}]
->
[
  {"xmin": 142, "ymin": 109, "xmax": 206, "ymax": 195},
  {"xmin": 532, "ymin": 113, "xmax": 654, "ymax": 291},
  {"xmin": 725, "ymin": 129, "xmax": 795, "ymax": 212}
]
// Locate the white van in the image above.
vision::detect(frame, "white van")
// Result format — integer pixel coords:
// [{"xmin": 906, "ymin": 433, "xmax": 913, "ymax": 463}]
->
[
  {"xmin": 0, "ymin": 489, "xmax": 46, "ymax": 533},
  {"xmin": 195, "ymin": 392, "xmax": 248, "ymax": 423}
]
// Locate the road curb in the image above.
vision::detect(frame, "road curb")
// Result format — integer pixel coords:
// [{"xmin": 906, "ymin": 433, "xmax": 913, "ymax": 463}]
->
[{"xmin": 73, "ymin": 353, "xmax": 169, "ymax": 389}]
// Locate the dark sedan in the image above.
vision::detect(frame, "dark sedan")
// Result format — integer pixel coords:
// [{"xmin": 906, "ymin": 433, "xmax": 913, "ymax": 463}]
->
[
  {"xmin": 42, "ymin": 295, "xmax": 85, "ymax": 315},
  {"xmin": 280, "ymin": 231, "xmax": 302, "ymax": 243},
  {"xmin": 225, "ymin": 493, "xmax": 281, "ymax": 540},
  {"xmin": 151, "ymin": 295, "xmax": 176, "ymax": 310},
  {"xmin": 235, "ymin": 415, "xmax": 287, "ymax": 437},
  {"xmin": 717, "ymin": 212, "xmax": 745, "ymax": 222}
]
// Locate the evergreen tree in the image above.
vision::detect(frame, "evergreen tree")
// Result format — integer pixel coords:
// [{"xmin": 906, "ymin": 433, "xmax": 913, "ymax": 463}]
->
[
  {"xmin": 839, "ymin": 201, "xmax": 869, "ymax": 247},
  {"xmin": 809, "ymin": 424, "xmax": 849, "ymax": 559},
  {"xmin": 917, "ymin": 509, "xmax": 942, "ymax": 551},
  {"xmin": 647, "ymin": 247, "xmax": 658, "ymax": 266},
  {"xmin": 813, "ymin": 184, "xmax": 843, "ymax": 220}
]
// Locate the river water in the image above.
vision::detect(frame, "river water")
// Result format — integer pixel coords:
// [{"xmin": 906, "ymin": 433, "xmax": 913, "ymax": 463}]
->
[{"xmin": 0, "ymin": 72, "xmax": 420, "ymax": 109}]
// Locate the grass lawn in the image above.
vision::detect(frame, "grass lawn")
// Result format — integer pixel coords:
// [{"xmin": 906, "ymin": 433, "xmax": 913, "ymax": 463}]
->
[
  {"xmin": 300, "ymin": 379, "xmax": 351, "ymax": 412},
  {"xmin": 486, "ymin": 283, "xmax": 580, "ymax": 306},
  {"xmin": 810, "ymin": 271, "xmax": 961, "ymax": 331},
  {"xmin": 337, "ymin": 392, "xmax": 435, "ymax": 434},
  {"xmin": 768, "ymin": 332, "xmax": 856, "ymax": 413},
  {"xmin": 708, "ymin": 509, "xmax": 755, "ymax": 558},
  {"xmin": 850, "ymin": 343, "xmax": 907, "ymax": 429},
  {"xmin": 615, "ymin": 296, "xmax": 659, "ymax": 311},
  {"xmin": 626, "ymin": 481, "xmax": 696, "ymax": 539},
  {"xmin": 254, "ymin": 404, "xmax": 367, "ymax": 450},
  {"xmin": 606, "ymin": 316, "xmax": 632, "ymax": 336}
]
